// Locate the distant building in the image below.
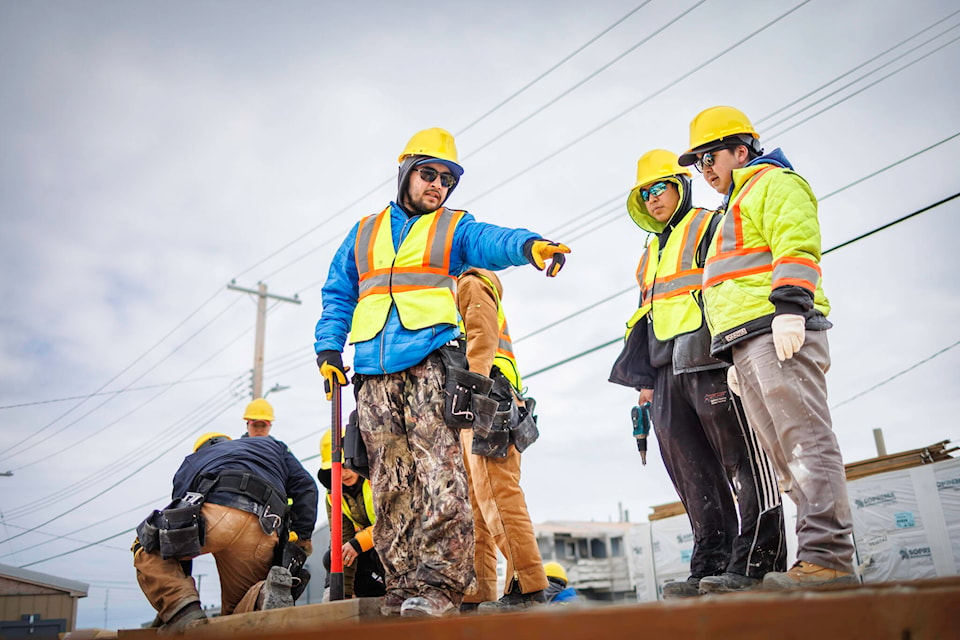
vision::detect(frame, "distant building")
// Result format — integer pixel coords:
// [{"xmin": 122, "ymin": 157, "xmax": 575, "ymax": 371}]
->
[
  {"xmin": 0, "ymin": 562, "xmax": 88, "ymax": 637},
  {"xmin": 535, "ymin": 521, "xmax": 636, "ymax": 601}
]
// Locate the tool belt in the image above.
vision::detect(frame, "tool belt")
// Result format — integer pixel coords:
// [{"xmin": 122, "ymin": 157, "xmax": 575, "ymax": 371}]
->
[
  {"xmin": 204, "ymin": 470, "xmax": 288, "ymax": 536},
  {"xmin": 343, "ymin": 407, "xmax": 370, "ymax": 478},
  {"xmin": 471, "ymin": 368, "xmax": 540, "ymax": 459},
  {"xmin": 437, "ymin": 342, "xmax": 497, "ymax": 432},
  {"xmin": 136, "ymin": 492, "xmax": 206, "ymax": 560},
  {"xmin": 136, "ymin": 471, "xmax": 288, "ymax": 559}
]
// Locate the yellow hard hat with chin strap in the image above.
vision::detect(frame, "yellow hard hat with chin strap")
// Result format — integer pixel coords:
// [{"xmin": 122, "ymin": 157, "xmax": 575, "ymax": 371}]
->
[{"xmin": 544, "ymin": 561, "xmax": 568, "ymax": 583}]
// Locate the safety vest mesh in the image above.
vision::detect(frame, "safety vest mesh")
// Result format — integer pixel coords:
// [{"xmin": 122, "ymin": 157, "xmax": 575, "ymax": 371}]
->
[
  {"xmin": 626, "ymin": 208, "xmax": 714, "ymax": 341},
  {"xmin": 474, "ymin": 272, "xmax": 523, "ymax": 391},
  {"xmin": 349, "ymin": 206, "xmax": 465, "ymax": 344},
  {"xmin": 326, "ymin": 480, "xmax": 376, "ymax": 530}
]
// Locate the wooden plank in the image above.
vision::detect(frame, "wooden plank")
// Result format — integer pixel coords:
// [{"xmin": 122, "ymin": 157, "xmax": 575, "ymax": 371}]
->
[
  {"xmin": 115, "ymin": 627, "xmax": 157, "ymax": 639},
  {"xmin": 183, "ymin": 597, "xmax": 382, "ymax": 635},
  {"xmin": 164, "ymin": 578, "xmax": 960, "ymax": 640}
]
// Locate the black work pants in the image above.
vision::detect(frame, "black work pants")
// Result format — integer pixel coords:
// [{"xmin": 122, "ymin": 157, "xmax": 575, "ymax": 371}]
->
[{"xmin": 653, "ymin": 362, "xmax": 787, "ymax": 579}]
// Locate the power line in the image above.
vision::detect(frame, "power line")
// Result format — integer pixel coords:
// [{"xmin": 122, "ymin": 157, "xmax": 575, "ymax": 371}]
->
[
  {"xmin": 461, "ymin": 1, "xmax": 705, "ymax": 160},
  {"xmin": 831, "ymin": 339, "xmax": 960, "ymax": 410},
  {"xmin": 0, "ymin": 374, "xmax": 238, "ymax": 410},
  {"xmin": 454, "ymin": 2, "xmax": 650, "ymax": 137}
]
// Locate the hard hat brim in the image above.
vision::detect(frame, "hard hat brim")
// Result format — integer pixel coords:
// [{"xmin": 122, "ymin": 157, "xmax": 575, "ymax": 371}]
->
[{"xmin": 415, "ymin": 156, "xmax": 464, "ymax": 177}]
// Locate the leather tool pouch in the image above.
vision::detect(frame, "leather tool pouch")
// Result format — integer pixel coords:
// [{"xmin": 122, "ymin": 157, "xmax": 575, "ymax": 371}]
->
[
  {"xmin": 438, "ymin": 344, "xmax": 495, "ymax": 430},
  {"xmin": 472, "ymin": 374, "xmax": 517, "ymax": 459},
  {"xmin": 138, "ymin": 496, "xmax": 205, "ymax": 560},
  {"xmin": 344, "ymin": 409, "xmax": 370, "ymax": 478},
  {"xmin": 511, "ymin": 395, "xmax": 540, "ymax": 453}
]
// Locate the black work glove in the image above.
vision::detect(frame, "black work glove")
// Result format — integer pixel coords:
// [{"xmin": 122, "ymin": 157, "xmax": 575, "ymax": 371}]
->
[{"xmin": 316, "ymin": 350, "xmax": 348, "ymax": 400}]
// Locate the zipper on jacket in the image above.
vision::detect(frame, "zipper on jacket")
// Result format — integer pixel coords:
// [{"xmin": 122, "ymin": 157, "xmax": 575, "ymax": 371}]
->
[{"xmin": 379, "ymin": 214, "xmax": 415, "ymax": 373}]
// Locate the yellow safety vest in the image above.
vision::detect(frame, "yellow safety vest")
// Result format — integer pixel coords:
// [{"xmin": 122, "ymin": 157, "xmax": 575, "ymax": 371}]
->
[
  {"xmin": 349, "ymin": 206, "xmax": 465, "ymax": 344},
  {"xmin": 625, "ymin": 208, "xmax": 714, "ymax": 341},
  {"xmin": 326, "ymin": 480, "xmax": 376, "ymax": 531},
  {"xmin": 474, "ymin": 272, "xmax": 523, "ymax": 391}
]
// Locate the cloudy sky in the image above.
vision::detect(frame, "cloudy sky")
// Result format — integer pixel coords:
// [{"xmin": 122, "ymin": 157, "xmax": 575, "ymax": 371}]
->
[{"xmin": 2, "ymin": 0, "xmax": 958, "ymax": 629}]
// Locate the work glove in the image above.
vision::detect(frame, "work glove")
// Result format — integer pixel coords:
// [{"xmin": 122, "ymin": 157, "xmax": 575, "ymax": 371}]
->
[
  {"xmin": 771, "ymin": 314, "xmax": 806, "ymax": 361},
  {"xmin": 523, "ymin": 238, "xmax": 571, "ymax": 277},
  {"xmin": 316, "ymin": 350, "xmax": 348, "ymax": 400},
  {"xmin": 726, "ymin": 366, "xmax": 741, "ymax": 397}
]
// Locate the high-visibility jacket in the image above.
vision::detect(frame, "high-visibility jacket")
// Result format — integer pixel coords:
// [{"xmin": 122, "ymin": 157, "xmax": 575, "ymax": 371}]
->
[
  {"xmin": 349, "ymin": 206, "xmax": 465, "ymax": 344},
  {"xmin": 626, "ymin": 207, "xmax": 716, "ymax": 341},
  {"xmin": 473, "ymin": 272, "xmax": 523, "ymax": 391},
  {"xmin": 703, "ymin": 163, "xmax": 830, "ymax": 342},
  {"xmin": 326, "ymin": 479, "xmax": 376, "ymax": 552}
]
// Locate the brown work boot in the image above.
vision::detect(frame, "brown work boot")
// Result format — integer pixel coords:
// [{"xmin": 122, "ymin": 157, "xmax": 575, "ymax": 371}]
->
[
  {"xmin": 381, "ymin": 588, "xmax": 415, "ymax": 617},
  {"xmin": 763, "ymin": 561, "xmax": 856, "ymax": 590},
  {"xmin": 662, "ymin": 576, "xmax": 701, "ymax": 599}
]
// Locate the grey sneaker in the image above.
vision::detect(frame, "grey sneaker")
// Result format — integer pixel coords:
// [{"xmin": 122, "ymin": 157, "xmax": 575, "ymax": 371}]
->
[
  {"xmin": 698, "ymin": 572, "xmax": 762, "ymax": 594},
  {"xmin": 662, "ymin": 576, "xmax": 702, "ymax": 599},
  {"xmin": 159, "ymin": 602, "xmax": 206, "ymax": 635},
  {"xmin": 400, "ymin": 589, "xmax": 458, "ymax": 618},
  {"xmin": 257, "ymin": 566, "xmax": 294, "ymax": 610}
]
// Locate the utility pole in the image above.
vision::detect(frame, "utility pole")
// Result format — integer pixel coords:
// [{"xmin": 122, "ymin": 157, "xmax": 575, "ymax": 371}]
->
[{"xmin": 227, "ymin": 280, "xmax": 301, "ymax": 399}]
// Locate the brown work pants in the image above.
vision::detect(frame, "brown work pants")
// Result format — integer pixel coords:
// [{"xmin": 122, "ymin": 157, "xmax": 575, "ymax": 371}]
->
[
  {"xmin": 460, "ymin": 430, "xmax": 548, "ymax": 603},
  {"xmin": 134, "ymin": 503, "xmax": 277, "ymax": 621}
]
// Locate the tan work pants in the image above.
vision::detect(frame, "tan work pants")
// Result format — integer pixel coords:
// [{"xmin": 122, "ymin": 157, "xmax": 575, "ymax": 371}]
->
[
  {"xmin": 134, "ymin": 503, "xmax": 277, "ymax": 621},
  {"xmin": 460, "ymin": 430, "xmax": 548, "ymax": 603}
]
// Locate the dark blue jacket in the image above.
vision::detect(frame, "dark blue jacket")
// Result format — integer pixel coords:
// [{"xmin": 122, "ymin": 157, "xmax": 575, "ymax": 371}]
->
[{"xmin": 171, "ymin": 437, "xmax": 319, "ymax": 539}]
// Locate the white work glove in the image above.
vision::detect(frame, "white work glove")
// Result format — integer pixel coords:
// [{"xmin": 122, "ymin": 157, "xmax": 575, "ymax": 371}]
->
[
  {"xmin": 771, "ymin": 314, "xmax": 806, "ymax": 361},
  {"xmin": 726, "ymin": 366, "xmax": 741, "ymax": 396}
]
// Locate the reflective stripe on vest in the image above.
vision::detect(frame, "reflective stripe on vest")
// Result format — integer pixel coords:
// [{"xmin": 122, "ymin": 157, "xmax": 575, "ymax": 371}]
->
[
  {"xmin": 626, "ymin": 208, "xmax": 713, "ymax": 341},
  {"xmin": 475, "ymin": 272, "xmax": 523, "ymax": 391},
  {"xmin": 704, "ymin": 167, "xmax": 821, "ymax": 293},
  {"xmin": 326, "ymin": 480, "xmax": 376, "ymax": 531},
  {"xmin": 349, "ymin": 207, "xmax": 464, "ymax": 344}
]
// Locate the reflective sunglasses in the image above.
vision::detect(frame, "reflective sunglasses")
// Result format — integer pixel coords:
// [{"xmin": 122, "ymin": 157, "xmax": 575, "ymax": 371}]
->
[
  {"xmin": 640, "ymin": 182, "xmax": 669, "ymax": 202},
  {"xmin": 694, "ymin": 150, "xmax": 724, "ymax": 173},
  {"xmin": 414, "ymin": 166, "xmax": 458, "ymax": 189}
]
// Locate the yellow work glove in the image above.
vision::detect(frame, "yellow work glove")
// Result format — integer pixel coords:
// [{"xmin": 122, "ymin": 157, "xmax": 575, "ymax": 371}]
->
[
  {"xmin": 771, "ymin": 314, "xmax": 806, "ymax": 361},
  {"xmin": 726, "ymin": 366, "xmax": 741, "ymax": 396},
  {"xmin": 523, "ymin": 239, "xmax": 571, "ymax": 277},
  {"xmin": 316, "ymin": 350, "xmax": 348, "ymax": 400}
]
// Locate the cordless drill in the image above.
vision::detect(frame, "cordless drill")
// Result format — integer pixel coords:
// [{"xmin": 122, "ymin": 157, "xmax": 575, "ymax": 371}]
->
[{"xmin": 631, "ymin": 402, "xmax": 652, "ymax": 465}]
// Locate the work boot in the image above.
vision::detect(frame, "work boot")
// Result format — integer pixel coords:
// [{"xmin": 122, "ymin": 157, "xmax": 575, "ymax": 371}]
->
[
  {"xmin": 661, "ymin": 576, "xmax": 701, "ymax": 599},
  {"xmin": 477, "ymin": 589, "xmax": 546, "ymax": 613},
  {"xmin": 400, "ymin": 588, "xmax": 459, "ymax": 618},
  {"xmin": 763, "ymin": 561, "xmax": 857, "ymax": 590},
  {"xmin": 380, "ymin": 589, "xmax": 411, "ymax": 617},
  {"xmin": 257, "ymin": 566, "xmax": 294, "ymax": 610},
  {"xmin": 459, "ymin": 602, "xmax": 481, "ymax": 614},
  {"xmin": 159, "ymin": 602, "xmax": 206, "ymax": 635},
  {"xmin": 698, "ymin": 572, "xmax": 762, "ymax": 594}
]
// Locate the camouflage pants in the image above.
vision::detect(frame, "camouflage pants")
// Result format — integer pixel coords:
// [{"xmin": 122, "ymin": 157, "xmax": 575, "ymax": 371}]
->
[{"xmin": 357, "ymin": 352, "xmax": 476, "ymax": 603}]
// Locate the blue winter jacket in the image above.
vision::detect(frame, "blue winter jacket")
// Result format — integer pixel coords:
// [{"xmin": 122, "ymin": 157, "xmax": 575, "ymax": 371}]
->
[
  {"xmin": 171, "ymin": 436, "xmax": 319, "ymax": 539},
  {"xmin": 314, "ymin": 202, "xmax": 538, "ymax": 375}
]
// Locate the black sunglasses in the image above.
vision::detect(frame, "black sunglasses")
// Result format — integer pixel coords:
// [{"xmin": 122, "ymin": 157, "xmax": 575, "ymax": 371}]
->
[{"xmin": 414, "ymin": 166, "xmax": 458, "ymax": 189}]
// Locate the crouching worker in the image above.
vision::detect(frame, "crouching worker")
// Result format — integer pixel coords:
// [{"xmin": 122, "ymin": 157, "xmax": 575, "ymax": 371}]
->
[
  {"xmin": 318, "ymin": 418, "xmax": 385, "ymax": 599},
  {"xmin": 132, "ymin": 432, "xmax": 318, "ymax": 634}
]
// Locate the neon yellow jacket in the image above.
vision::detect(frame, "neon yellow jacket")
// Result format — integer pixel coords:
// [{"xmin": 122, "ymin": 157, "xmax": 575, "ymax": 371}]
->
[{"xmin": 703, "ymin": 161, "xmax": 830, "ymax": 352}]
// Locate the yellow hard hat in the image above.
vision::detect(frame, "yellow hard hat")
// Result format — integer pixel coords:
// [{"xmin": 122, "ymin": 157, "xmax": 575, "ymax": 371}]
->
[
  {"xmin": 544, "ymin": 561, "xmax": 568, "ymax": 583},
  {"xmin": 632, "ymin": 149, "xmax": 691, "ymax": 190},
  {"xmin": 243, "ymin": 398, "xmax": 274, "ymax": 422},
  {"xmin": 193, "ymin": 432, "xmax": 232, "ymax": 452},
  {"xmin": 319, "ymin": 428, "xmax": 346, "ymax": 471},
  {"xmin": 678, "ymin": 106, "xmax": 760, "ymax": 166},
  {"xmin": 397, "ymin": 127, "xmax": 464, "ymax": 177}
]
